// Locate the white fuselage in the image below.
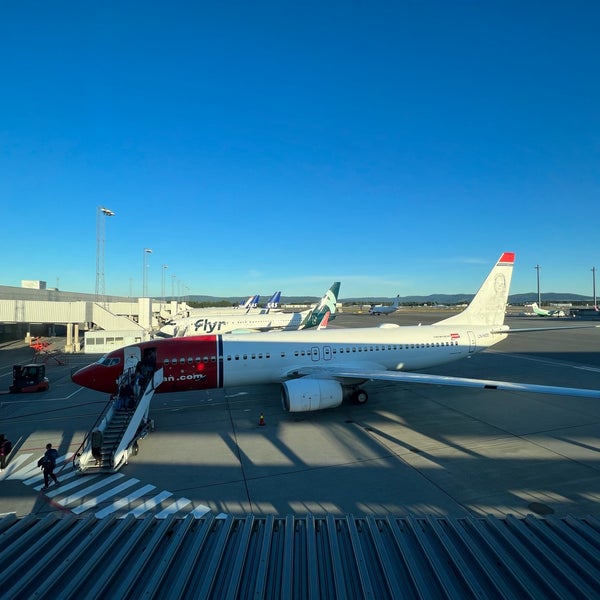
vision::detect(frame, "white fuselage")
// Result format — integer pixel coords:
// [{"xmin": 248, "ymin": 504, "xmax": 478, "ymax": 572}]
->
[
  {"xmin": 160, "ymin": 310, "xmax": 309, "ymax": 337},
  {"xmin": 216, "ymin": 323, "xmax": 506, "ymax": 388}
]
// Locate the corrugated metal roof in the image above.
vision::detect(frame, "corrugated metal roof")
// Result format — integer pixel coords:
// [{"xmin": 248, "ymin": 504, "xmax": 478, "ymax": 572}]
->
[{"xmin": 1, "ymin": 513, "xmax": 599, "ymax": 599}]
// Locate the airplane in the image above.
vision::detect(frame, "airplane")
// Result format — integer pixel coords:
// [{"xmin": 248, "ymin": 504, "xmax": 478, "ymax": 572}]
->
[
  {"xmin": 156, "ymin": 283, "xmax": 339, "ymax": 337},
  {"xmin": 159, "ymin": 291, "xmax": 284, "ymax": 334},
  {"xmin": 531, "ymin": 302, "xmax": 566, "ymax": 318},
  {"xmin": 369, "ymin": 295, "xmax": 400, "ymax": 315},
  {"xmin": 72, "ymin": 252, "xmax": 600, "ymax": 412}
]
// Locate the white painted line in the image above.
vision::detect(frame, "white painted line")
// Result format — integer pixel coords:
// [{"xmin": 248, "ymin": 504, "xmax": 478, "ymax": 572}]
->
[
  {"xmin": 72, "ymin": 478, "xmax": 141, "ymax": 515},
  {"xmin": 94, "ymin": 484, "xmax": 157, "ymax": 519},
  {"xmin": 2, "ymin": 454, "xmax": 34, "ymax": 480},
  {"xmin": 121, "ymin": 491, "xmax": 173, "ymax": 518},
  {"xmin": 23, "ymin": 455, "xmax": 69, "ymax": 485},
  {"xmin": 44, "ymin": 474, "xmax": 102, "ymax": 496},
  {"xmin": 55, "ymin": 473, "xmax": 125, "ymax": 507},
  {"xmin": 34, "ymin": 467, "xmax": 85, "ymax": 492},
  {"xmin": 155, "ymin": 498, "xmax": 192, "ymax": 519},
  {"xmin": 189, "ymin": 505, "xmax": 212, "ymax": 519}
]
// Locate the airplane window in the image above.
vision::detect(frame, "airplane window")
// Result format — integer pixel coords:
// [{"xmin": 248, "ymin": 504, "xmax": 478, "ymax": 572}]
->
[
  {"xmin": 266, "ymin": 353, "xmax": 270, "ymax": 358},
  {"xmin": 195, "ymin": 357, "xmax": 201, "ymax": 363},
  {"xmin": 211, "ymin": 356, "xmax": 216, "ymax": 362},
  {"xmin": 188, "ymin": 357, "xmax": 193, "ymax": 364},
  {"xmin": 258, "ymin": 354, "xmax": 263, "ymax": 359},
  {"xmin": 301, "ymin": 351, "xmax": 305, "ymax": 356},
  {"xmin": 203, "ymin": 357, "xmax": 209, "ymax": 363},
  {"xmin": 294, "ymin": 351, "xmax": 299, "ymax": 357},
  {"xmin": 163, "ymin": 359, "xmax": 169, "ymax": 365},
  {"xmin": 281, "ymin": 352, "xmax": 285, "ymax": 357},
  {"xmin": 243, "ymin": 355, "xmax": 247, "ymax": 360},
  {"xmin": 251, "ymin": 354, "xmax": 256, "ymax": 359},
  {"xmin": 98, "ymin": 355, "xmax": 121, "ymax": 367},
  {"xmin": 179, "ymin": 358, "xmax": 185, "ymax": 364},
  {"xmin": 227, "ymin": 356, "xmax": 232, "ymax": 361},
  {"xmin": 235, "ymin": 355, "xmax": 240, "ymax": 360}
]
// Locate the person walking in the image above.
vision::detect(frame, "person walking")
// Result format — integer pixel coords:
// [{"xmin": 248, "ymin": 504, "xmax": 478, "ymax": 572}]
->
[
  {"xmin": 39, "ymin": 443, "xmax": 59, "ymax": 489},
  {"xmin": 0, "ymin": 434, "xmax": 12, "ymax": 471}
]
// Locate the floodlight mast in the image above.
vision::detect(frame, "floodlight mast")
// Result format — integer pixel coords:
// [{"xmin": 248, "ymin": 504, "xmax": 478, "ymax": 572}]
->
[
  {"xmin": 143, "ymin": 248, "xmax": 153, "ymax": 297},
  {"xmin": 95, "ymin": 206, "xmax": 115, "ymax": 303}
]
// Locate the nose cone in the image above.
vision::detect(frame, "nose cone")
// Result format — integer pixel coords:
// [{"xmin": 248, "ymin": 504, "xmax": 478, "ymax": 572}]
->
[{"xmin": 71, "ymin": 363, "xmax": 116, "ymax": 394}]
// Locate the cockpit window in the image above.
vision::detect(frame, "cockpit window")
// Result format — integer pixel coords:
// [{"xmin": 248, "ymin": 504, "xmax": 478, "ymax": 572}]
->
[{"xmin": 98, "ymin": 354, "xmax": 121, "ymax": 367}]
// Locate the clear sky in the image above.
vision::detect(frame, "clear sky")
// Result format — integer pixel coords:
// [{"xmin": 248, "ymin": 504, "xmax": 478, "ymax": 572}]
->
[{"xmin": 1, "ymin": 2, "xmax": 599, "ymax": 300}]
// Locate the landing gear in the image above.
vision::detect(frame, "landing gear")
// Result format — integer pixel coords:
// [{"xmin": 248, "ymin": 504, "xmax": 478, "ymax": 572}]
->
[{"xmin": 352, "ymin": 388, "xmax": 369, "ymax": 405}]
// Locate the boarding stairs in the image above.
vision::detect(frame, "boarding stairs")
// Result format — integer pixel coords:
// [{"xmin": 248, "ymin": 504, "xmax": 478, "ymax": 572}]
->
[{"xmin": 73, "ymin": 367, "xmax": 163, "ymax": 474}]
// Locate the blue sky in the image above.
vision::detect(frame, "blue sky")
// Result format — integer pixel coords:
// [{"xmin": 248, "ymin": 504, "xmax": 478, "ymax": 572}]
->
[{"xmin": 1, "ymin": 2, "xmax": 599, "ymax": 299}]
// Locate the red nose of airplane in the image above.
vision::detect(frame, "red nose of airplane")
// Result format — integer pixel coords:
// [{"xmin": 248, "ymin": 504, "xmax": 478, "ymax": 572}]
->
[{"xmin": 71, "ymin": 363, "xmax": 118, "ymax": 394}]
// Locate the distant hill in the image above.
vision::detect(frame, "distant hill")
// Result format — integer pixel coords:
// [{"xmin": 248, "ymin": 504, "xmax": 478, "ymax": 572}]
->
[{"xmin": 180, "ymin": 292, "xmax": 594, "ymax": 306}]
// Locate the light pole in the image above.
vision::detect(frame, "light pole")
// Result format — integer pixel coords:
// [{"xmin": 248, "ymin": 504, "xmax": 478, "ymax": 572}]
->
[
  {"xmin": 95, "ymin": 206, "xmax": 115, "ymax": 303},
  {"xmin": 143, "ymin": 248, "xmax": 153, "ymax": 297},
  {"xmin": 162, "ymin": 264, "xmax": 168, "ymax": 302},
  {"xmin": 535, "ymin": 264, "xmax": 541, "ymax": 306},
  {"xmin": 592, "ymin": 267, "xmax": 597, "ymax": 308}
]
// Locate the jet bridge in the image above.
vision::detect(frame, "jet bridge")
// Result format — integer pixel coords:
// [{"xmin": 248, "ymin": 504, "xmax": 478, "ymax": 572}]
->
[{"xmin": 73, "ymin": 367, "xmax": 163, "ymax": 473}]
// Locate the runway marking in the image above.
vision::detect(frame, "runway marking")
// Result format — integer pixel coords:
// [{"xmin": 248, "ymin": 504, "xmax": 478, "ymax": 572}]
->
[
  {"xmin": 94, "ymin": 484, "xmax": 157, "ymax": 518},
  {"xmin": 52, "ymin": 473, "xmax": 125, "ymax": 503},
  {"xmin": 71, "ymin": 478, "xmax": 141, "ymax": 514},
  {"xmin": 122, "ymin": 491, "xmax": 173, "ymax": 518},
  {"xmin": 6, "ymin": 456, "xmax": 216, "ymax": 520},
  {"xmin": 156, "ymin": 498, "xmax": 192, "ymax": 519}
]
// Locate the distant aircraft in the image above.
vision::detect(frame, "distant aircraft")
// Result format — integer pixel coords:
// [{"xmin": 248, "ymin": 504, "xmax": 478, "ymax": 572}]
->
[
  {"xmin": 73, "ymin": 252, "xmax": 600, "ymax": 413},
  {"xmin": 369, "ymin": 295, "xmax": 400, "ymax": 315},
  {"xmin": 161, "ymin": 292, "xmax": 283, "ymax": 335},
  {"xmin": 156, "ymin": 283, "xmax": 340, "ymax": 337},
  {"xmin": 531, "ymin": 302, "xmax": 566, "ymax": 318}
]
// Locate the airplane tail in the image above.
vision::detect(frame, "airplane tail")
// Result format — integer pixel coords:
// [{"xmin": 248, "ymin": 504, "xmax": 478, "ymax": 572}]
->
[
  {"xmin": 238, "ymin": 294, "xmax": 258, "ymax": 309},
  {"xmin": 391, "ymin": 295, "xmax": 400, "ymax": 308},
  {"xmin": 299, "ymin": 282, "xmax": 341, "ymax": 330},
  {"xmin": 244, "ymin": 294, "xmax": 260, "ymax": 312},
  {"xmin": 265, "ymin": 291, "xmax": 281, "ymax": 310},
  {"xmin": 434, "ymin": 253, "xmax": 514, "ymax": 328}
]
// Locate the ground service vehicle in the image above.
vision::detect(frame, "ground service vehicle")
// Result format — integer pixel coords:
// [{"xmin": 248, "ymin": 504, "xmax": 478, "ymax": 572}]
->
[{"xmin": 9, "ymin": 364, "xmax": 50, "ymax": 393}]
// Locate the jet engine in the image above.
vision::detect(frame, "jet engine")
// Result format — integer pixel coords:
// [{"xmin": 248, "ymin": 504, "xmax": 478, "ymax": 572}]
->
[{"xmin": 281, "ymin": 378, "xmax": 343, "ymax": 413}]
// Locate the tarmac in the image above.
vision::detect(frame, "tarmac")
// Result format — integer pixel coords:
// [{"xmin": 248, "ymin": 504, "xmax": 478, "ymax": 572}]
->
[{"xmin": 1, "ymin": 310, "xmax": 600, "ymax": 520}]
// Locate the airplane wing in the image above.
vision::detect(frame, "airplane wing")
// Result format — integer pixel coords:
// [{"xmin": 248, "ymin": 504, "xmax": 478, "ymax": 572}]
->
[
  {"xmin": 495, "ymin": 325, "xmax": 600, "ymax": 334},
  {"xmin": 291, "ymin": 366, "xmax": 600, "ymax": 399}
]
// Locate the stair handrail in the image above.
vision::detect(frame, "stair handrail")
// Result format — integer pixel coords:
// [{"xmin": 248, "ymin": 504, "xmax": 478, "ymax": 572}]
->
[
  {"xmin": 112, "ymin": 368, "xmax": 163, "ymax": 469},
  {"xmin": 71, "ymin": 366, "xmax": 136, "ymax": 471},
  {"xmin": 71, "ymin": 393, "xmax": 117, "ymax": 471}
]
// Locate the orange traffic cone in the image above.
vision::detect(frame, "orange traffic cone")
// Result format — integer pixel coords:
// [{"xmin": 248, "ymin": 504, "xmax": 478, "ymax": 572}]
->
[{"xmin": 259, "ymin": 413, "xmax": 265, "ymax": 426}]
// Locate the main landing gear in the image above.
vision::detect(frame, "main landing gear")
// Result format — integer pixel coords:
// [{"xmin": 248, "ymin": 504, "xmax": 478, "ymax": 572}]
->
[{"xmin": 350, "ymin": 388, "xmax": 369, "ymax": 405}]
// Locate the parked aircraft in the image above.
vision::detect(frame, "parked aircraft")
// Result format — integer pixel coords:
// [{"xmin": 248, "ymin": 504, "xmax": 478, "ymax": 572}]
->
[
  {"xmin": 156, "ymin": 283, "xmax": 339, "ymax": 337},
  {"xmin": 531, "ymin": 302, "xmax": 566, "ymax": 318},
  {"xmin": 160, "ymin": 291, "xmax": 284, "ymax": 334},
  {"xmin": 369, "ymin": 295, "xmax": 400, "ymax": 315},
  {"xmin": 73, "ymin": 252, "xmax": 600, "ymax": 413}
]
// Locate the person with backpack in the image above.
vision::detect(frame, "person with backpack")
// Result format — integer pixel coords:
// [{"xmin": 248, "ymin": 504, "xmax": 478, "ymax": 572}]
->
[
  {"xmin": 39, "ymin": 443, "xmax": 59, "ymax": 489},
  {"xmin": 0, "ymin": 434, "xmax": 12, "ymax": 471}
]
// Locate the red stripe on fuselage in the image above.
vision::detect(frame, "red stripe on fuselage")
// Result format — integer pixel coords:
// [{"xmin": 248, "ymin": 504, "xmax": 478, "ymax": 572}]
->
[{"xmin": 156, "ymin": 335, "xmax": 220, "ymax": 393}]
